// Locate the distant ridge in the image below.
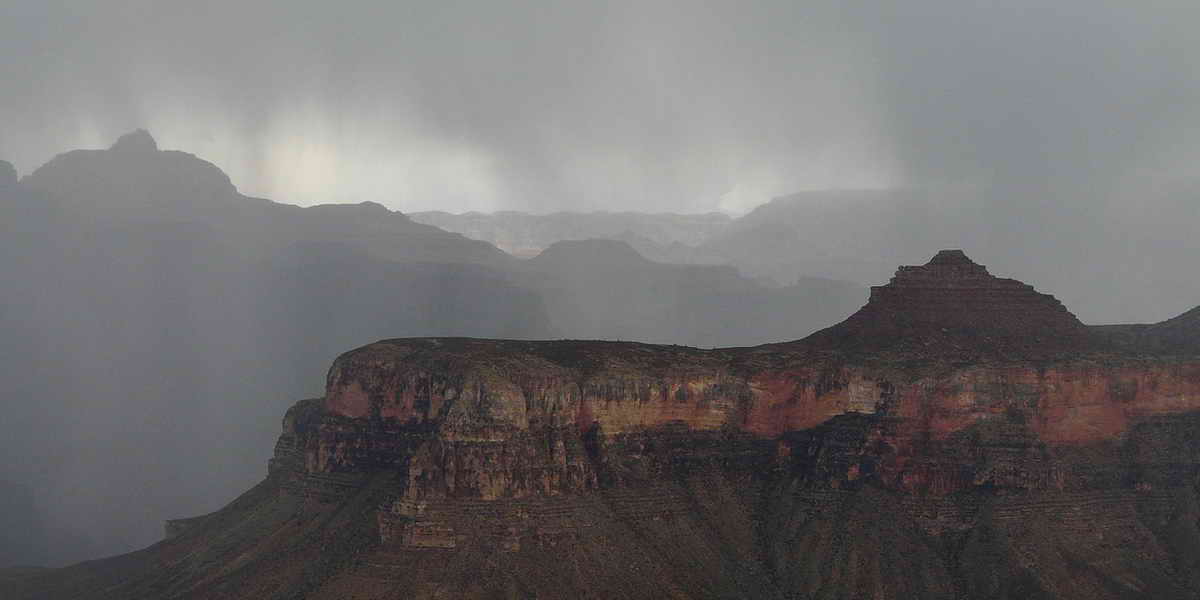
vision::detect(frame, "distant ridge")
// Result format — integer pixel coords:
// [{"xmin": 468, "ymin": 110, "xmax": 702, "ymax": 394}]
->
[{"xmin": 528, "ymin": 238, "xmax": 653, "ymax": 268}]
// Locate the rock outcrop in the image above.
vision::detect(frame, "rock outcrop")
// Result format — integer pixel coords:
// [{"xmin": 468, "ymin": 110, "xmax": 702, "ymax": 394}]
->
[
  {"xmin": 807, "ymin": 249, "xmax": 1093, "ymax": 358},
  {"xmin": 7, "ymin": 251, "xmax": 1200, "ymax": 600}
]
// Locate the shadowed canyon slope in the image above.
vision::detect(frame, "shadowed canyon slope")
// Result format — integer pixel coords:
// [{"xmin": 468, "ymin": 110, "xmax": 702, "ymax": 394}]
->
[
  {"xmin": 0, "ymin": 131, "xmax": 549, "ymax": 566},
  {"xmin": 0, "ymin": 133, "xmax": 863, "ymax": 566},
  {"xmin": 6, "ymin": 251, "xmax": 1200, "ymax": 599}
]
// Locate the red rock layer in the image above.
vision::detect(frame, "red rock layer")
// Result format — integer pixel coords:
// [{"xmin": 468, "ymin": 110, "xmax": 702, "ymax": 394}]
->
[
  {"xmin": 320, "ymin": 339, "xmax": 1200, "ymax": 496},
  {"xmin": 311, "ymin": 252, "xmax": 1198, "ymax": 504}
]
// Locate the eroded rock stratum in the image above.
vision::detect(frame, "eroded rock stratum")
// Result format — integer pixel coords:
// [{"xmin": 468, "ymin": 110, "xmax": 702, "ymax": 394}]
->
[{"xmin": 7, "ymin": 251, "xmax": 1200, "ymax": 599}]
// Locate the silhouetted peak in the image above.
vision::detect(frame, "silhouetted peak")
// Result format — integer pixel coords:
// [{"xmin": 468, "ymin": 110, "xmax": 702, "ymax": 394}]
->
[
  {"xmin": 888, "ymin": 249, "xmax": 994, "ymax": 286},
  {"xmin": 926, "ymin": 249, "xmax": 974, "ymax": 266},
  {"xmin": 23, "ymin": 130, "xmax": 239, "ymax": 213},
  {"xmin": 110, "ymin": 129, "xmax": 158, "ymax": 153},
  {"xmin": 808, "ymin": 250, "xmax": 1091, "ymax": 356},
  {"xmin": 530, "ymin": 239, "xmax": 651, "ymax": 268},
  {"xmin": 0, "ymin": 160, "xmax": 16, "ymax": 186},
  {"xmin": 357, "ymin": 200, "xmax": 389, "ymax": 212}
]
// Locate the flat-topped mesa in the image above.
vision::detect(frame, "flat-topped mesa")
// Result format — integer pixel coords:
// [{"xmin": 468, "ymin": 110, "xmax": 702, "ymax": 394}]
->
[{"xmin": 809, "ymin": 249, "xmax": 1091, "ymax": 355}]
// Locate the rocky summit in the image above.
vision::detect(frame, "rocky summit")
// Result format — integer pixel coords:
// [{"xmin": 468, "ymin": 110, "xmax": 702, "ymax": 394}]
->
[
  {"xmin": 6, "ymin": 251, "xmax": 1200, "ymax": 599},
  {"xmin": 808, "ymin": 249, "xmax": 1093, "ymax": 358}
]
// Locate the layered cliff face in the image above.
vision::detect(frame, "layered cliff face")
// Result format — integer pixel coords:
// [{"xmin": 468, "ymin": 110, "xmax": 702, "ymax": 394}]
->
[{"xmin": 7, "ymin": 251, "xmax": 1200, "ymax": 599}]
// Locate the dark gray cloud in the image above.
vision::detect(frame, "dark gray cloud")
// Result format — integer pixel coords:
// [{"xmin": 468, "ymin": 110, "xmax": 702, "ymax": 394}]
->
[
  {"xmin": 5, "ymin": 1, "xmax": 1197, "ymax": 213},
  {"xmin": 860, "ymin": 0, "xmax": 1200, "ymax": 186},
  {"xmin": 2, "ymin": 0, "xmax": 1200, "ymax": 568},
  {"xmin": 0, "ymin": 0, "xmax": 1197, "ymax": 297},
  {"xmin": 0, "ymin": 1, "xmax": 894, "ymax": 212},
  {"xmin": 4, "ymin": 1, "xmax": 1198, "ymax": 213}
]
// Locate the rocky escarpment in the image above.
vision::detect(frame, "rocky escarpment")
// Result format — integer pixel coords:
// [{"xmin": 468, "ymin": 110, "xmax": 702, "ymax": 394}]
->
[{"xmin": 7, "ymin": 251, "xmax": 1200, "ymax": 600}]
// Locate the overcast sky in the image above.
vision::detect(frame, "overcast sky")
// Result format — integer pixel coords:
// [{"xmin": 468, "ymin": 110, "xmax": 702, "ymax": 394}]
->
[
  {"xmin": 3, "ymin": 1, "xmax": 1200, "ymax": 568},
  {"xmin": 2, "ymin": 0, "xmax": 1199, "ymax": 214}
]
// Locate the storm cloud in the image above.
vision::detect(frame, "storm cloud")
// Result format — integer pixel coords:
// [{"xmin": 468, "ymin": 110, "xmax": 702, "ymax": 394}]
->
[
  {"xmin": 3, "ymin": 1, "xmax": 1197, "ymax": 213},
  {"xmin": 3, "ymin": 0, "xmax": 1200, "ymax": 568}
]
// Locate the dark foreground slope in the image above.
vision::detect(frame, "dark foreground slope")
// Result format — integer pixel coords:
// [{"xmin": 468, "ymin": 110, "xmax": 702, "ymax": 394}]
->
[{"xmin": 7, "ymin": 251, "xmax": 1200, "ymax": 600}]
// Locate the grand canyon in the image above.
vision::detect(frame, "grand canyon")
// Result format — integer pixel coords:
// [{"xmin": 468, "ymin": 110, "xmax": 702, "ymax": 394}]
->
[
  {"xmin": 7, "ymin": 3, "xmax": 1200, "ymax": 598},
  {"xmin": 5, "ymin": 249, "xmax": 1199, "ymax": 599}
]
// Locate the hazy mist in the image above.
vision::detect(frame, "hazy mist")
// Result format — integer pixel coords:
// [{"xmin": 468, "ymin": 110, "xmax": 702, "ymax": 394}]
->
[{"xmin": 2, "ymin": 0, "xmax": 1200, "ymax": 570}]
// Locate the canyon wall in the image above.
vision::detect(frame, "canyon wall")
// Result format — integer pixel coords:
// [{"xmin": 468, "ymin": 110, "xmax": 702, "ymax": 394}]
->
[{"xmin": 8, "ymin": 250, "xmax": 1200, "ymax": 600}]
